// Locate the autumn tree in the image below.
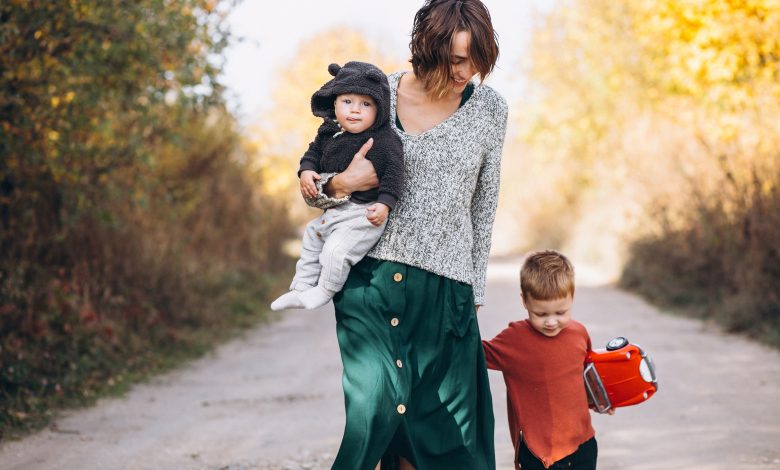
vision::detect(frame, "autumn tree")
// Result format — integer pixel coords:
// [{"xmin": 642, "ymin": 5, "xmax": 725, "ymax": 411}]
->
[
  {"xmin": 1, "ymin": 0, "xmax": 293, "ymax": 435},
  {"xmin": 512, "ymin": 0, "xmax": 780, "ymax": 342}
]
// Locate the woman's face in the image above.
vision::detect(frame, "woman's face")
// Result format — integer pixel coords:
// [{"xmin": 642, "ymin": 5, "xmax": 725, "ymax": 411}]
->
[{"xmin": 450, "ymin": 30, "xmax": 477, "ymax": 93}]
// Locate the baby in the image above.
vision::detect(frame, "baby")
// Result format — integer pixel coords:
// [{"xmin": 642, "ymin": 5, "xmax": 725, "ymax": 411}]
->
[{"xmin": 271, "ymin": 61, "xmax": 404, "ymax": 311}]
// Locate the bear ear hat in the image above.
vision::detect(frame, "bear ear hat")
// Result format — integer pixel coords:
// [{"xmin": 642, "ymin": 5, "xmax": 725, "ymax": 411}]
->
[
  {"xmin": 366, "ymin": 68, "xmax": 383, "ymax": 82},
  {"xmin": 328, "ymin": 63, "xmax": 341, "ymax": 77}
]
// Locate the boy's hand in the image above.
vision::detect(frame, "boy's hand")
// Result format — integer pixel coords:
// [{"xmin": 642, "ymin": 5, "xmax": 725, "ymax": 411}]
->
[
  {"xmin": 300, "ymin": 170, "xmax": 321, "ymax": 199},
  {"xmin": 366, "ymin": 203, "xmax": 389, "ymax": 226}
]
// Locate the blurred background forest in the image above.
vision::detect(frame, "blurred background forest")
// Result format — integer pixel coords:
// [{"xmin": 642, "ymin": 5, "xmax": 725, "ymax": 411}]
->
[{"xmin": 2, "ymin": 0, "xmax": 779, "ymax": 439}]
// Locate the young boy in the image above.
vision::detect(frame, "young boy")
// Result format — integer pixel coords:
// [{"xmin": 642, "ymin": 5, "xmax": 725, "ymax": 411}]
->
[
  {"xmin": 271, "ymin": 61, "xmax": 403, "ymax": 311},
  {"xmin": 483, "ymin": 250, "xmax": 605, "ymax": 470}
]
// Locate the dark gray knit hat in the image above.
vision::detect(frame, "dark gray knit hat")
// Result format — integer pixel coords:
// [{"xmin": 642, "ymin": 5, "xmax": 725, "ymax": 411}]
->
[{"xmin": 311, "ymin": 61, "xmax": 391, "ymax": 129}]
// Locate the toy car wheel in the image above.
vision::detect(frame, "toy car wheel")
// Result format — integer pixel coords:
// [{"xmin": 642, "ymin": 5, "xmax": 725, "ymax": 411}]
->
[{"xmin": 606, "ymin": 336, "xmax": 629, "ymax": 351}]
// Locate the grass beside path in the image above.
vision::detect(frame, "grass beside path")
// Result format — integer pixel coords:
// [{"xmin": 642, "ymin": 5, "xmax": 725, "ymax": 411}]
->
[{"xmin": 0, "ymin": 267, "xmax": 293, "ymax": 442}]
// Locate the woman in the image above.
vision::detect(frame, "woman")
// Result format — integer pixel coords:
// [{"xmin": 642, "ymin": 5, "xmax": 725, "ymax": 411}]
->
[{"xmin": 312, "ymin": 1, "xmax": 507, "ymax": 468}]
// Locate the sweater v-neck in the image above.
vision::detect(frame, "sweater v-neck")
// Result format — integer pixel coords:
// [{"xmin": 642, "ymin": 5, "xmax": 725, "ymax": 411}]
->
[{"xmin": 393, "ymin": 72, "xmax": 475, "ymax": 136}]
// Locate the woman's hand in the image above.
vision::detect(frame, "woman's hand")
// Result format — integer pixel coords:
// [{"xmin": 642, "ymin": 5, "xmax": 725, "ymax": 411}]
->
[
  {"xmin": 325, "ymin": 138, "xmax": 379, "ymax": 198},
  {"xmin": 300, "ymin": 170, "xmax": 321, "ymax": 199},
  {"xmin": 366, "ymin": 203, "xmax": 389, "ymax": 226}
]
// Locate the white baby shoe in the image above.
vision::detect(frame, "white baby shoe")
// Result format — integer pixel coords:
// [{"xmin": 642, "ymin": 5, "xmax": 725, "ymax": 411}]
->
[
  {"xmin": 270, "ymin": 286, "xmax": 334, "ymax": 311},
  {"xmin": 295, "ymin": 286, "xmax": 334, "ymax": 310},
  {"xmin": 270, "ymin": 291, "xmax": 305, "ymax": 311}
]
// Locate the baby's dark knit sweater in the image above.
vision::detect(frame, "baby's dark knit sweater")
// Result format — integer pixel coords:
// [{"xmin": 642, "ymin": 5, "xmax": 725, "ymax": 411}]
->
[{"xmin": 298, "ymin": 120, "xmax": 403, "ymax": 209}]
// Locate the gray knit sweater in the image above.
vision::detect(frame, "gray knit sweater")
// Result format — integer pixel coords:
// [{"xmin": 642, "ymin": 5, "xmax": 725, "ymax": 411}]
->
[{"xmin": 313, "ymin": 71, "xmax": 508, "ymax": 304}]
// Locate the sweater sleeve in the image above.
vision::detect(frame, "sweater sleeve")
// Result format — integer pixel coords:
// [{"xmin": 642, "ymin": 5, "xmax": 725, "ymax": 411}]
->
[
  {"xmin": 298, "ymin": 121, "xmax": 337, "ymax": 176},
  {"xmin": 303, "ymin": 172, "xmax": 351, "ymax": 210},
  {"xmin": 298, "ymin": 135, "xmax": 323, "ymax": 176},
  {"xmin": 369, "ymin": 133, "xmax": 404, "ymax": 210},
  {"xmin": 583, "ymin": 324, "xmax": 593, "ymax": 364},
  {"xmin": 471, "ymin": 98, "xmax": 508, "ymax": 305},
  {"xmin": 482, "ymin": 323, "xmax": 515, "ymax": 371}
]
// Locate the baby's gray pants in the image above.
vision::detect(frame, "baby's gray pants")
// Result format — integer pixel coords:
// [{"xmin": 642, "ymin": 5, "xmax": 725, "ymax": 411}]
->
[{"xmin": 290, "ymin": 201, "xmax": 386, "ymax": 294}]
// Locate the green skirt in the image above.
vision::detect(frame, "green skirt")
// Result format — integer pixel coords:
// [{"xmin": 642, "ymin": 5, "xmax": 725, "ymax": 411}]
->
[{"xmin": 332, "ymin": 257, "xmax": 495, "ymax": 470}]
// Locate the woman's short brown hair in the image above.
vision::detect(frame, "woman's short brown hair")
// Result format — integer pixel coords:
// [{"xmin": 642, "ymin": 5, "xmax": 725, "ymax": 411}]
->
[{"xmin": 410, "ymin": 0, "xmax": 499, "ymax": 98}]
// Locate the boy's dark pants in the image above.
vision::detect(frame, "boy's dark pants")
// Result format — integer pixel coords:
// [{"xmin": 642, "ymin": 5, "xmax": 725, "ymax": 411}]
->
[{"xmin": 518, "ymin": 437, "xmax": 597, "ymax": 470}]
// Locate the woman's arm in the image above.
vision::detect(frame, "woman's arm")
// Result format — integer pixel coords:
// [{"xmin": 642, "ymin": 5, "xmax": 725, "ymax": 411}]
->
[
  {"xmin": 471, "ymin": 101, "xmax": 509, "ymax": 306},
  {"xmin": 323, "ymin": 138, "xmax": 379, "ymax": 198}
]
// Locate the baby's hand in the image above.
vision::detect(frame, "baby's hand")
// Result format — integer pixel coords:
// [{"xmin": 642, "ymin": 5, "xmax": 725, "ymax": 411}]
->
[
  {"xmin": 300, "ymin": 170, "xmax": 321, "ymax": 199},
  {"xmin": 366, "ymin": 203, "xmax": 389, "ymax": 226}
]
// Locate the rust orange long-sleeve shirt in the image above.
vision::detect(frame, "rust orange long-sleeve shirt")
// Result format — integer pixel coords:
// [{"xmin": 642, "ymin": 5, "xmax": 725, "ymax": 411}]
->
[{"xmin": 483, "ymin": 319, "xmax": 595, "ymax": 469}]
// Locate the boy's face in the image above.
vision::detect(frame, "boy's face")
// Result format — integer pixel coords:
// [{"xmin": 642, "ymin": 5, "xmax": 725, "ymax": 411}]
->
[
  {"xmin": 522, "ymin": 293, "xmax": 573, "ymax": 337},
  {"xmin": 334, "ymin": 93, "xmax": 377, "ymax": 134}
]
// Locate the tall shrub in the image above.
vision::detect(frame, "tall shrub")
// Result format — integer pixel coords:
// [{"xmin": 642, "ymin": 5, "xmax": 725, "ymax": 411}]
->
[{"xmin": 1, "ymin": 0, "xmax": 293, "ymax": 436}]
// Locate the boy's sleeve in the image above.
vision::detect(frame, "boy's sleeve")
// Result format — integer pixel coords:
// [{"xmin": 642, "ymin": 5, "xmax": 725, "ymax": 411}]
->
[
  {"xmin": 299, "ymin": 121, "xmax": 337, "ymax": 176},
  {"xmin": 368, "ymin": 133, "xmax": 404, "ymax": 210},
  {"xmin": 583, "ymin": 324, "xmax": 593, "ymax": 364},
  {"xmin": 482, "ymin": 324, "xmax": 515, "ymax": 371},
  {"xmin": 470, "ymin": 97, "xmax": 508, "ymax": 306},
  {"xmin": 298, "ymin": 132, "xmax": 325, "ymax": 176}
]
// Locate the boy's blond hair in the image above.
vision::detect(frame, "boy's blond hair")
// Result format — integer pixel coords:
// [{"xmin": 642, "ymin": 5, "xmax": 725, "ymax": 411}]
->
[{"xmin": 520, "ymin": 250, "xmax": 575, "ymax": 301}]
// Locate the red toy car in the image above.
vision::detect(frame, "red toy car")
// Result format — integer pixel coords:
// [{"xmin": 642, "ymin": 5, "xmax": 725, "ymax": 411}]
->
[{"xmin": 584, "ymin": 337, "xmax": 658, "ymax": 413}]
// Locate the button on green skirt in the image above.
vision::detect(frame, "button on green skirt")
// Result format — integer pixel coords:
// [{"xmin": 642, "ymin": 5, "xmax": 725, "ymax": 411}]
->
[{"xmin": 331, "ymin": 257, "xmax": 495, "ymax": 470}]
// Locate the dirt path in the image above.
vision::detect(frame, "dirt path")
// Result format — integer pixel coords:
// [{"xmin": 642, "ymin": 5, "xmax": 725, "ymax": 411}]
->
[{"xmin": 2, "ymin": 259, "xmax": 780, "ymax": 470}]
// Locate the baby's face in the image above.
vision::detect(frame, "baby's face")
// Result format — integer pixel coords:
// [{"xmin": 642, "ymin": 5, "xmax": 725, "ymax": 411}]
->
[
  {"xmin": 334, "ymin": 93, "xmax": 377, "ymax": 134},
  {"xmin": 523, "ymin": 293, "xmax": 573, "ymax": 337}
]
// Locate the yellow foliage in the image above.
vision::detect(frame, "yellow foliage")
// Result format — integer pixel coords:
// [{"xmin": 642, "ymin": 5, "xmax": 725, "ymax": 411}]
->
[{"xmin": 502, "ymin": 0, "xmax": 780, "ymax": 279}]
